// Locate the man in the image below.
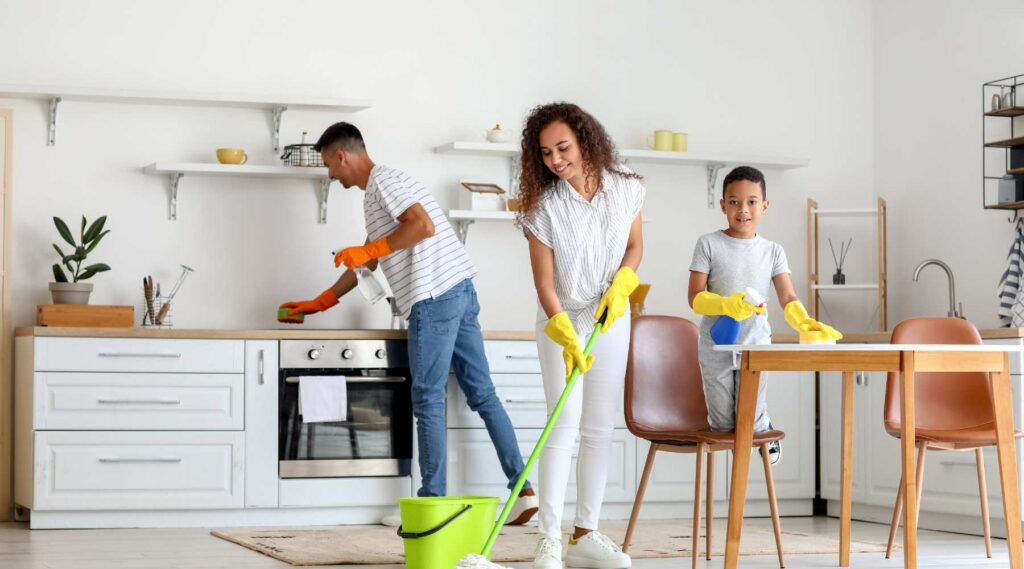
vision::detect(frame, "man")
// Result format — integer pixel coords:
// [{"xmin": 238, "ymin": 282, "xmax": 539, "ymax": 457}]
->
[{"xmin": 280, "ymin": 122, "xmax": 537, "ymax": 525}]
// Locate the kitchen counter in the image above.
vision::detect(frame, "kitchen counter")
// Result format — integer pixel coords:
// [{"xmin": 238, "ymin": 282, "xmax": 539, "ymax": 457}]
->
[
  {"xmin": 14, "ymin": 327, "xmax": 535, "ymax": 341},
  {"xmin": 774, "ymin": 327, "xmax": 1024, "ymax": 344}
]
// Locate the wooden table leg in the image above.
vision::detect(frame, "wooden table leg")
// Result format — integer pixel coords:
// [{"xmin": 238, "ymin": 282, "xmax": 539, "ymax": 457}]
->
[
  {"xmin": 900, "ymin": 352, "xmax": 918, "ymax": 569},
  {"xmin": 991, "ymin": 354, "xmax": 1023, "ymax": 569},
  {"xmin": 840, "ymin": 371, "xmax": 855, "ymax": 567},
  {"xmin": 725, "ymin": 354, "xmax": 759, "ymax": 569}
]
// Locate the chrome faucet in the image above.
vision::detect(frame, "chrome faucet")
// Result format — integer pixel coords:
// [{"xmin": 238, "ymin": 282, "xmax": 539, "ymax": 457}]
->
[{"xmin": 912, "ymin": 259, "xmax": 964, "ymax": 319}]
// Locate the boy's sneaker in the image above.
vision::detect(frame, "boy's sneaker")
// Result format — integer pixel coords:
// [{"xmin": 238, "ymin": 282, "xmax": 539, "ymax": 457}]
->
[
  {"xmin": 565, "ymin": 531, "xmax": 631, "ymax": 569},
  {"xmin": 533, "ymin": 536, "xmax": 563, "ymax": 569},
  {"xmin": 505, "ymin": 486, "xmax": 539, "ymax": 525},
  {"xmin": 768, "ymin": 440, "xmax": 782, "ymax": 465}
]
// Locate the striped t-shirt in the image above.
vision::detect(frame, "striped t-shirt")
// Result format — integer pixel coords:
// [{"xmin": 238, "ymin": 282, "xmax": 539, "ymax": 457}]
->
[
  {"xmin": 520, "ymin": 168, "xmax": 645, "ymax": 336},
  {"xmin": 364, "ymin": 164, "xmax": 477, "ymax": 318}
]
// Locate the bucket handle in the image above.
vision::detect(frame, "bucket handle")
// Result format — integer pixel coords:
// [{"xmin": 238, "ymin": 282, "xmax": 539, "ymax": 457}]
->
[{"xmin": 396, "ymin": 504, "xmax": 473, "ymax": 539}]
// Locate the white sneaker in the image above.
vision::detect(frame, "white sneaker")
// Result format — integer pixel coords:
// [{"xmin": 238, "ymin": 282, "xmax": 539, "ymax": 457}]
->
[
  {"xmin": 565, "ymin": 531, "xmax": 631, "ymax": 569},
  {"xmin": 505, "ymin": 488, "xmax": 539, "ymax": 525},
  {"xmin": 380, "ymin": 508, "xmax": 401, "ymax": 528},
  {"xmin": 533, "ymin": 536, "xmax": 563, "ymax": 569}
]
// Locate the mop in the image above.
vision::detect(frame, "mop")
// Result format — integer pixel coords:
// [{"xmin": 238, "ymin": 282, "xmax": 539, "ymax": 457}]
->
[{"xmin": 455, "ymin": 311, "xmax": 608, "ymax": 569}]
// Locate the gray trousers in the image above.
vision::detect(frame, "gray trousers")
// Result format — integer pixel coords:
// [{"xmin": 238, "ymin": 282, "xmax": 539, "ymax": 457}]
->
[{"xmin": 697, "ymin": 348, "xmax": 772, "ymax": 433}]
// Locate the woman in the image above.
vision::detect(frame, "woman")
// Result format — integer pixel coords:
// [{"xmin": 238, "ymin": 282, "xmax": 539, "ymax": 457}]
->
[{"xmin": 517, "ymin": 102, "xmax": 644, "ymax": 569}]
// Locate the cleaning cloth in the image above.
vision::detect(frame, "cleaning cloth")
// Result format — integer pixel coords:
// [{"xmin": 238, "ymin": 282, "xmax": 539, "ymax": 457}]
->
[{"xmin": 298, "ymin": 376, "xmax": 348, "ymax": 423}]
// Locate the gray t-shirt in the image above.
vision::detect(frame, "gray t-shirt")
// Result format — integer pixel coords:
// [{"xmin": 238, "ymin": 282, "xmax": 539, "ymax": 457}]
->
[{"xmin": 689, "ymin": 231, "xmax": 791, "ymax": 345}]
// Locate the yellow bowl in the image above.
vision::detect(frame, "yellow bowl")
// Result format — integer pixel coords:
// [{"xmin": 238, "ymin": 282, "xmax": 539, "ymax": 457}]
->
[
  {"xmin": 216, "ymin": 148, "xmax": 248, "ymax": 165},
  {"xmin": 800, "ymin": 331, "xmax": 835, "ymax": 344}
]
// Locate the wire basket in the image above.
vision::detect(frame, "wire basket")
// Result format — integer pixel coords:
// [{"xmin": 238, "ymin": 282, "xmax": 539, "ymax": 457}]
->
[
  {"xmin": 280, "ymin": 144, "xmax": 325, "ymax": 167},
  {"xmin": 141, "ymin": 295, "xmax": 174, "ymax": 327}
]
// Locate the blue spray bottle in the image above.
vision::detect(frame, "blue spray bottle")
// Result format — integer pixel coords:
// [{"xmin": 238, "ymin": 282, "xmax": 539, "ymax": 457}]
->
[{"xmin": 710, "ymin": 287, "xmax": 766, "ymax": 345}]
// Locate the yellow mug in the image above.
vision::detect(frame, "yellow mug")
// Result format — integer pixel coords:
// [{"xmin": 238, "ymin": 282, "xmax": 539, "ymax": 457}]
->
[
  {"xmin": 646, "ymin": 130, "xmax": 673, "ymax": 151},
  {"xmin": 672, "ymin": 132, "xmax": 688, "ymax": 152},
  {"xmin": 216, "ymin": 148, "xmax": 248, "ymax": 165}
]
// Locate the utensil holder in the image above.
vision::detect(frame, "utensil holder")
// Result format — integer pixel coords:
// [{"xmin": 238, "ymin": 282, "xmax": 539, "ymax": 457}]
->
[{"xmin": 141, "ymin": 295, "xmax": 174, "ymax": 327}]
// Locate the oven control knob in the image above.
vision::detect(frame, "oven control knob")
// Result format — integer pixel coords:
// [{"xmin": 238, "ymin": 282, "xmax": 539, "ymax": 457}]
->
[
  {"xmin": 307, "ymin": 349, "xmax": 321, "ymax": 360},
  {"xmin": 341, "ymin": 349, "xmax": 354, "ymax": 360},
  {"xmin": 375, "ymin": 349, "xmax": 387, "ymax": 359}
]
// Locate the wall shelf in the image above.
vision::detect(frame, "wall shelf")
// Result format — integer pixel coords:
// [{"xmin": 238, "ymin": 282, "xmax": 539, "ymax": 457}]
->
[
  {"xmin": 812, "ymin": 283, "xmax": 880, "ymax": 290},
  {"xmin": 143, "ymin": 163, "xmax": 332, "ymax": 223},
  {"xmin": 984, "ymin": 135, "xmax": 1024, "ymax": 148},
  {"xmin": 446, "ymin": 208, "xmax": 652, "ymax": 244},
  {"xmin": 434, "ymin": 141, "xmax": 809, "ymax": 208},
  {"xmin": 810, "ymin": 208, "xmax": 878, "ymax": 217},
  {"xmin": 985, "ymin": 200, "xmax": 1024, "ymax": 211},
  {"xmin": 985, "ymin": 107, "xmax": 1024, "ymax": 118},
  {"xmin": 0, "ymin": 84, "xmax": 371, "ymax": 148}
]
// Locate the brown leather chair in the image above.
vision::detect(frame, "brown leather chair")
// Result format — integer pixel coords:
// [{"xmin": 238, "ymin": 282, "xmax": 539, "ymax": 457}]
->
[
  {"xmin": 883, "ymin": 317, "xmax": 1024, "ymax": 558},
  {"xmin": 622, "ymin": 315, "xmax": 786, "ymax": 568}
]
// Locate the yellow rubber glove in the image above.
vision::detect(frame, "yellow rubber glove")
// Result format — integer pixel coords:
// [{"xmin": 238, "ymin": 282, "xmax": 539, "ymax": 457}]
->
[
  {"xmin": 692, "ymin": 291, "xmax": 765, "ymax": 321},
  {"xmin": 334, "ymin": 237, "xmax": 392, "ymax": 269},
  {"xmin": 595, "ymin": 267, "xmax": 640, "ymax": 333},
  {"xmin": 280, "ymin": 288, "xmax": 339, "ymax": 319},
  {"xmin": 784, "ymin": 300, "xmax": 843, "ymax": 340},
  {"xmin": 544, "ymin": 312, "xmax": 594, "ymax": 382}
]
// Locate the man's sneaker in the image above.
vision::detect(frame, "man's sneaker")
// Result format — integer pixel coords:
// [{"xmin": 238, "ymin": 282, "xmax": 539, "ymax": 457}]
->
[
  {"xmin": 565, "ymin": 530, "xmax": 631, "ymax": 569},
  {"xmin": 380, "ymin": 508, "xmax": 401, "ymax": 528},
  {"xmin": 505, "ymin": 486, "xmax": 539, "ymax": 525},
  {"xmin": 768, "ymin": 440, "xmax": 782, "ymax": 465},
  {"xmin": 533, "ymin": 536, "xmax": 563, "ymax": 569}
]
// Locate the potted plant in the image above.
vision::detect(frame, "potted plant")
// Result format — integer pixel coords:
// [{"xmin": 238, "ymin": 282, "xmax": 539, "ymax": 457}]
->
[{"xmin": 49, "ymin": 215, "xmax": 111, "ymax": 304}]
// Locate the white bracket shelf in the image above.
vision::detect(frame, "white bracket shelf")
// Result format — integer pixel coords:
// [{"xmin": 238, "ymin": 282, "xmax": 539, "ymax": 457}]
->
[
  {"xmin": 434, "ymin": 141, "xmax": 808, "ymax": 208},
  {"xmin": 447, "ymin": 210, "xmax": 517, "ymax": 243},
  {"xmin": 143, "ymin": 163, "xmax": 333, "ymax": 223},
  {"xmin": 0, "ymin": 84, "xmax": 371, "ymax": 149}
]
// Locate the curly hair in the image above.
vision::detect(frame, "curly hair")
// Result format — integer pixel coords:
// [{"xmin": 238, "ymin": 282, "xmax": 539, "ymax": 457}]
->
[{"xmin": 515, "ymin": 102, "xmax": 640, "ymax": 226}]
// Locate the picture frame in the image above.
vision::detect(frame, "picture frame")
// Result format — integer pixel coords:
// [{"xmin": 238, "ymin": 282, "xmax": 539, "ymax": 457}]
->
[{"xmin": 459, "ymin": 181, "xmax": 506, "ymax": 195}]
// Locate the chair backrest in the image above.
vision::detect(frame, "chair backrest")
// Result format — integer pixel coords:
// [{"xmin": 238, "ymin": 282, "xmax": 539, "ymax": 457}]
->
[
  {"xmin": 625, "ymin": 315, "xmax": 710, "ymax": 439},
  {"xmin": 884, "ymin": 317, "xmax": 994, "ymax": 432}
]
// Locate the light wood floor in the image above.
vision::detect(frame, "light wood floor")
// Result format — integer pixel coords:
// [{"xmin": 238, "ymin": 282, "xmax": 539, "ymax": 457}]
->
[{"xmin": 0, "ymin": 517, "xmax": 1012, "ymax": 569}]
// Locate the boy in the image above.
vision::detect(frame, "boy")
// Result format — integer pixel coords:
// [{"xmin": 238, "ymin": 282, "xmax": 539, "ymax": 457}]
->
[{"xmin": 687, "ymin": 166, "xmax": 842, "ymax": 463}]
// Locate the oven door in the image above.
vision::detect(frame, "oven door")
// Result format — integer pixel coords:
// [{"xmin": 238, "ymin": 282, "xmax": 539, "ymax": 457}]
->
[{"xmin": 278, "ymin": 369, "xmax": 412, "ymax": 478}]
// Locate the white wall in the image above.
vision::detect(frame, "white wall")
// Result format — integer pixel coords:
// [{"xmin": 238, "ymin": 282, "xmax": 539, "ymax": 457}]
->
[
  {"xmin": 874, "ymin": 0, "xmax": 1024, "ymax": 328},
  {"xmin": 0, "ymin": 0, "xmax": 875, "ymax": 332}
]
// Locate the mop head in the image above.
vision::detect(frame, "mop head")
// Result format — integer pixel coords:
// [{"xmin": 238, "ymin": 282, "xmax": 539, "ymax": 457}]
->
[{"xmin": 454, "ymin": 553, "xmax": 513, "ymax": 569}]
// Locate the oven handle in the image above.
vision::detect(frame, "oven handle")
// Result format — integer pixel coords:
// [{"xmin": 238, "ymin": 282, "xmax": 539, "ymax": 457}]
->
[{"xmin": 284, "ymin": 376, "xmax": 406, "ymax": 384}]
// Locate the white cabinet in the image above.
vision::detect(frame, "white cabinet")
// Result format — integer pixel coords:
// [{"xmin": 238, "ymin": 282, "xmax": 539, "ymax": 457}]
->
[
  {"xmin": 34, "ymin": 338, "xmax": 244, "ymax": 373},
  {"xmin": 634, "ymin": 439, "xmax": 728, "ymax": 504},
  {"xmin": 244, "ymin": 341, "xmax": 278, "ymax": 509},
  {"xmin": 745, "ymin": 371, "xmax": 816, "ymax": 501},
  {"xmin": 820, "ymin": 371, "xmax": 872, "ymax": 503}
]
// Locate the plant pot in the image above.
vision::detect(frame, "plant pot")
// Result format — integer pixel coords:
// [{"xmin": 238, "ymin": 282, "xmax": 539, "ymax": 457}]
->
[{"xmin": 49, "ymin": 282, "xmax": 94, "ymax": 305}]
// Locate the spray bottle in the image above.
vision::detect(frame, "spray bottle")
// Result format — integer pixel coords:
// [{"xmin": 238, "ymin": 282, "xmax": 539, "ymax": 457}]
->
[{"xmin": 710, "ymin": 287, "xmax": 766, "ymax": 345}]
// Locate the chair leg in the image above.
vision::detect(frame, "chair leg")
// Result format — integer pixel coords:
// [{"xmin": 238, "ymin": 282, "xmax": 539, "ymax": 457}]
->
[
  {"xmin": 693, "ymin": 444, "xmax": 706, "ymax": 569},
  {"xmin": 976, "ymin": 447, "xmax": 993, "ymax": 558},
  {"xmin": 706, "ymin": 450, "xmax": 714, "ymax": 560},
  {"xmin": 886, "ymin": 440, "xmax": 927, "ymax": 558},
  {"xmin": 624, "ymin": 443, "xmax": 658, "ymax": 553},
  {"xmin": 760, "ymin": 444, "xmax": 785, "ymax": 568}
]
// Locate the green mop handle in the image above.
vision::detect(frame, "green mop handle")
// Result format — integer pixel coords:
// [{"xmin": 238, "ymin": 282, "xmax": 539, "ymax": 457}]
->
[{"xmin": 480, "ymin": 311, "xmax": 608, "ymax": 558}]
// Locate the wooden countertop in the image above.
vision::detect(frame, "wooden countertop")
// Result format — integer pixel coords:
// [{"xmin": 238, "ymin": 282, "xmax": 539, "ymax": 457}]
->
[
  {"xmin": 773, "ymin": 328, "xmax": 1024, "ymax": 344},
  {"xmin": 15, "ymin": 327, "xmax": 535, "ymax": 341}
]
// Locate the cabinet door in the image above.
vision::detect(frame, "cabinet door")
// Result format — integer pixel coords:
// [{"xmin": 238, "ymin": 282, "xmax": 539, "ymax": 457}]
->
[
  {"xmin": 861, "ymin": 371, "xmax": 904, "ymax": 508},
  {"xmin": 743, "ymin": 371, "xmax": 816, "ymax": 500},
  {"xmin": 634, "ymin": 439, "xmax": 728, "ymax": 504},
  {"xmin": 244, "ymin": 341, "xmax": 278, "ymax": 508},
  {"xmin": 819, "ymin": 371, "xmax": 868, "ymax": 502}
]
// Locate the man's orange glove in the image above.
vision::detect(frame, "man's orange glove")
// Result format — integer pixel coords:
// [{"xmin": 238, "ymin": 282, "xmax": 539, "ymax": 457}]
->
[
  {"xmin": 334, "ymin": 237, "xmax": 392, "ymax": 269},
  {"xmin": 279, "ymin": 288, "xmax": 339, "ymax": 319}
]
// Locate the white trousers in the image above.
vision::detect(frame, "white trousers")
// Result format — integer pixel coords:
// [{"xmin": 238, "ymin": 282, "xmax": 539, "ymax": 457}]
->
[{"xmin": 534, "ymin": 306, "xmax": 631, "ymax": 538}]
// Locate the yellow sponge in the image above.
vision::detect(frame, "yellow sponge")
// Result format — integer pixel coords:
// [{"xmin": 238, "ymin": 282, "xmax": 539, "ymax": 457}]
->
[{"xmin": 800, "ymin": 330, "xmax": 836, "ymax": 344}]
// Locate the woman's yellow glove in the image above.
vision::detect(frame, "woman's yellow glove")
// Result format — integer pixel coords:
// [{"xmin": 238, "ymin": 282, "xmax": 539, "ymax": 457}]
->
[
  {"xmin": 783, "ymin": 300, "xmax": 843, "ymax": 340},
  {"xmin": 692, "ymin": 291, "xmax": 765, "ymax": 321},
  {"xmin": 544, "ymin": 312, "xmax": 594, "ymax": 382},
  {"xmin": 595, "ymin": 267, "xmax": 640, "ymax": 333}
]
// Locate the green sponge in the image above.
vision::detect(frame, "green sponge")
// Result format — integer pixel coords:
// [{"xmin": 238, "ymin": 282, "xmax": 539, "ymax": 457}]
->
[{"xmin": 278, "ymin": 307, "xmax": 305, "ymax": 324}]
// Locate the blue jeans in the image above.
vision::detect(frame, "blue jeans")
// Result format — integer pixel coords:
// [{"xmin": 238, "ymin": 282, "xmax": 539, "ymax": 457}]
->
[{"xmin": 408, "ymin": 278, "xmax": 530, "ymax": 497}]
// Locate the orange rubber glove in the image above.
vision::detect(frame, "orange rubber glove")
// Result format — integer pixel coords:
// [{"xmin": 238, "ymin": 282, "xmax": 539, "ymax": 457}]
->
[
  {"xmin": 334, "ymin": 237, "xmax": 392, "ymax": 269},
  {"xmin": 280, "ymin": 288, "xmax": 339, "ymax": 319}
]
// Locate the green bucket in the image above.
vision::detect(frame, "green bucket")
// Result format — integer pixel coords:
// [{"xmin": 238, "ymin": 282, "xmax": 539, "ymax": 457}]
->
[{"xmin": 397, "ymin": 496, "xmax": 499, "ymax": 569}]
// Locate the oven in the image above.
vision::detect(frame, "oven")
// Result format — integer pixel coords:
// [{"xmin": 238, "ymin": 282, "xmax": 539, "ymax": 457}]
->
[{"xmin": 278, "ymin": 339, "xmax": 412, "ymax": 478}]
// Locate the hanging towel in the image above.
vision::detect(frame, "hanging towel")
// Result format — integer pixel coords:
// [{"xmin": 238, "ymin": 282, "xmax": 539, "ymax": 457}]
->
[
  {"xmin": 998, "ymin": 217, "xmax": 1024, "ymax": 326},
  {"xmin": 298, "ymin": 376, "xmax": 348, "ymax": 423}
]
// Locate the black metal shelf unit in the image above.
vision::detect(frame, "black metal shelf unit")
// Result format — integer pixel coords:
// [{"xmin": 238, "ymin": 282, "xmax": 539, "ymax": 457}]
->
[{"xmin": 983, "ymin": 74, "xmax": 1024, "ymax": 211}]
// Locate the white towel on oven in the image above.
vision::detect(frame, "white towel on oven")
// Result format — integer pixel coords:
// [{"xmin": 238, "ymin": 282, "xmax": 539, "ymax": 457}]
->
[{"xmin": 298, "ymin": 376, "xmax": 348, "ymax": 423}]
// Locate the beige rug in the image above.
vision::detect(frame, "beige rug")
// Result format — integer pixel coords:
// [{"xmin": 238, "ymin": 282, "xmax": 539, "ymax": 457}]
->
[{"xmin": 212, "ymin": 520, "xmax": 891, "ymax": 566}]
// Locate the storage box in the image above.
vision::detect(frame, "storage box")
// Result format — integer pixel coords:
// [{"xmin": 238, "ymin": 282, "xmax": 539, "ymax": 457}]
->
[
  {"xmin": 37, "ymin": 304, "xmax": 134, "ymax": 328},
  {"xmin": 458, "ymin": 181, "xmax": 507, "ymax": 212}
]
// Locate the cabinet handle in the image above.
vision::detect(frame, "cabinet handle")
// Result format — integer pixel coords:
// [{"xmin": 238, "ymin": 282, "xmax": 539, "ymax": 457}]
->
[
  {"xmin": 98, "ymin": 457, "xmax": 183, "ymax": 463},
  {"xmin": 503, "ymin": 398, "xmax": 546, "ymax": 405},
  {"xmin": 97, "ymin": 398, "xmax": 181, "ymax": 405},
  {"xmin": 258, "ymin": 349, "xmax": 266, "ymax": 385},
  {"xmin": 505, "ymin": 354, "xmax": 539, "ymax": 360},
  {"xmin": 939, "ymin": 460, "xmax": 976, "ymax": 467},
  {"xmin": 97, "ymin": 352, "xmax": 182, "ymax": 358}
]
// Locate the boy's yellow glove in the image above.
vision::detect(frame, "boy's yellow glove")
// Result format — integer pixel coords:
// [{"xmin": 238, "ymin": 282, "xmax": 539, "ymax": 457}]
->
[
  {"xmin": 595, "ymin": 267, "xmax": 639, "ymax": 333},
  {"xmin": 544, "ymin": 312, "xmax": 594, "ymax": 382},
  {"xmin": 784, "ymin": 300, "xmax": 843, "ymax": 340},
  {"xmin": 692, "ymin": 291, "xmax": 765, "ymax": 321}
]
